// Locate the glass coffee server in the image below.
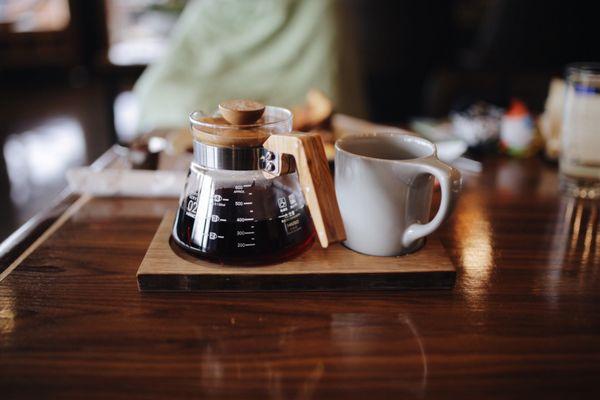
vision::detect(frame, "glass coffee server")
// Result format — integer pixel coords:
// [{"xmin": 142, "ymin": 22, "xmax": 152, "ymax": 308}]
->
[
  {"xmin": 560, "ymin": 63, "xmax": 600, "ymax": 199},
  {"xmin": 172, "ymin": 100, "xmax": 345, "ymax": 264}
]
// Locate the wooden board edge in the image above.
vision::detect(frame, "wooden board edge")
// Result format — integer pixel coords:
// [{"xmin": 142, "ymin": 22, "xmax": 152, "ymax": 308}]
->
[{"xmin": 138, "ymin": 270, "xmax": 456, "ymax": 292}]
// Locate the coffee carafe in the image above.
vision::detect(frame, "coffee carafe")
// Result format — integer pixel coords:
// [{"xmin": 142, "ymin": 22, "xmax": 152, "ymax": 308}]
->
[{"xmin": 172, "ymin": 100, "xmax": 345, "ymax": 264}]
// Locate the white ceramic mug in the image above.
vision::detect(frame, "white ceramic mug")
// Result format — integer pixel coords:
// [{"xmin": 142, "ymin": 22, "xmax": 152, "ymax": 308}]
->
[{"xmin": 335, "ymin": 132, "xmax": 461, "ymax": 256}]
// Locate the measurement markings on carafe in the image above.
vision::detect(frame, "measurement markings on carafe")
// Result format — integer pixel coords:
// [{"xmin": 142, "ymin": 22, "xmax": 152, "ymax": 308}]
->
[
  {"xmin": 207, "ymin": 193, "xmax": 229, "ymax": 240},
  {"xmin": 234, "ymin": 213, "xmax": 257, "ymax": 247},
  {"xmin": 212, "ymin": 193, "xmax": 230, "ymax": 207},
  {"xmin": 227, "ymin": 184, "xmax": 258, "ymax": 248},
  {"xmin": 235, "ymin": 212, "xmax": 257, "ymax": 247}
]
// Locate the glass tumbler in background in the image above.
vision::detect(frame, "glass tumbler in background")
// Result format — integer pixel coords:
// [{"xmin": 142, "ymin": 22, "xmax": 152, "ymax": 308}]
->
[{"xmin": 560, "ymin": 63, "xmax": 600, "ymax": 199}]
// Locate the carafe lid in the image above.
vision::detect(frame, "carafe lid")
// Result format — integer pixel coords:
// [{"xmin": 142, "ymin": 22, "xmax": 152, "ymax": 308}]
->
[{"xmin": 189, "ymin": 100, "xmax": 292, "ymax": 148}]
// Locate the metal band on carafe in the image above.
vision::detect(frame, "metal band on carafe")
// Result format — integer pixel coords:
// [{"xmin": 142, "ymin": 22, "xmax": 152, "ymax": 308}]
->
[{"xmin": 193, "ymin": 141, "xmax": 266, "ymax": 170}]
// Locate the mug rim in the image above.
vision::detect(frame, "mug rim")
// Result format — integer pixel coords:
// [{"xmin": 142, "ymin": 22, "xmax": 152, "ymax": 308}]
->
[{"xmin": 335, "ymin": 131, "xmax": 437, "ymax": 163}]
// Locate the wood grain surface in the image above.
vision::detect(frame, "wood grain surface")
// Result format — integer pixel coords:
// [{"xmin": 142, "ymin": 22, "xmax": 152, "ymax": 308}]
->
[
  {"xmin": 1, "ymin": 156, "xmax": 600, "ymax": 399},
  {"xmin": 137, "ymin": 212, "xmax": 454, "ymax": 291}
]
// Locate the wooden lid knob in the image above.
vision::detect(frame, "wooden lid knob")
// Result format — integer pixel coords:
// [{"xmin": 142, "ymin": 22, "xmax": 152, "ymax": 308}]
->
[{"xmin": 219, "ymin": 99, "xmax": 265, "ymax": 125}]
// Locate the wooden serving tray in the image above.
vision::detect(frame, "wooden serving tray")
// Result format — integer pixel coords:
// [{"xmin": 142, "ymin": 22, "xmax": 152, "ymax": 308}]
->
[{"xmin": 136, "ymin": 212, "xmax": 456, "ymax": 292}]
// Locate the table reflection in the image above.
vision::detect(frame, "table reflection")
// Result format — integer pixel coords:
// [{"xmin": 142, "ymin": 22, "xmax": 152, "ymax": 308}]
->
[
  {"xmin": 196, "ymin": 312, "xmax": 428, "ymax": 399},
  {"xmin": 453, "ymin": 187, "xmax": 494, "ymax": 302},
  {"xmin": 546, "ymin": 197, "xmax": 599, "ymax": 301},
  {"xmin": 0, "ymin": 285, "xmax": 16, "ymax": 339}
]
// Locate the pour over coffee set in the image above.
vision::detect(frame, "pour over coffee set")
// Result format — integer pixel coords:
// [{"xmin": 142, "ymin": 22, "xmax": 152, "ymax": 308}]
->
[{"xmin": 171, "ymin": 99, "xmax": 461, "ymax": 265}]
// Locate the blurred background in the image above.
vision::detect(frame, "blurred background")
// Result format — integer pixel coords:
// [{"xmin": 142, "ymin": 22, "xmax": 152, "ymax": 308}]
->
[{"xmin": 0, "ymin": 0, "xmax": 598, "ymax": 241}]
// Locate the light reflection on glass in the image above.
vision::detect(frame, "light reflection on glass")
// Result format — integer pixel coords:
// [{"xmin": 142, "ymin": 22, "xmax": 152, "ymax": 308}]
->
[{"xmin": 3, "ymin": 117, "xmax": 86, "ymax": 207}]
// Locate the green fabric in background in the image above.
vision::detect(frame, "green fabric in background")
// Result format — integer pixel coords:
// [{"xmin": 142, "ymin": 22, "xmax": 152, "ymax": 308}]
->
[{"xmin": 134, "ymin": 0, "xmax": 365, "ymax": 132}]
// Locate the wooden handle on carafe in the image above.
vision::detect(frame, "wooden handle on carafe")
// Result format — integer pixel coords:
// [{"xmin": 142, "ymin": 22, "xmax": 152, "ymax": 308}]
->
[{"xmin": 263, "ymin": 132, "xmax": 346, "ymax": 248}]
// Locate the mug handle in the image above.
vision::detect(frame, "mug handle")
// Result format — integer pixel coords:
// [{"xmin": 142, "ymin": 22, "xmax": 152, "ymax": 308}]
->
[{"xmin": 402, "ymin": 157, "xmax": 462, "ymax": 248}]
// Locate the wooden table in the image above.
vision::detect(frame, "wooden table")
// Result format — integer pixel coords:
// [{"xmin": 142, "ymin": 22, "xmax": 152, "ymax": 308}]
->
[{"xmin": 1, "ymin": 154, "xmax": 599, "ymax": 399}]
